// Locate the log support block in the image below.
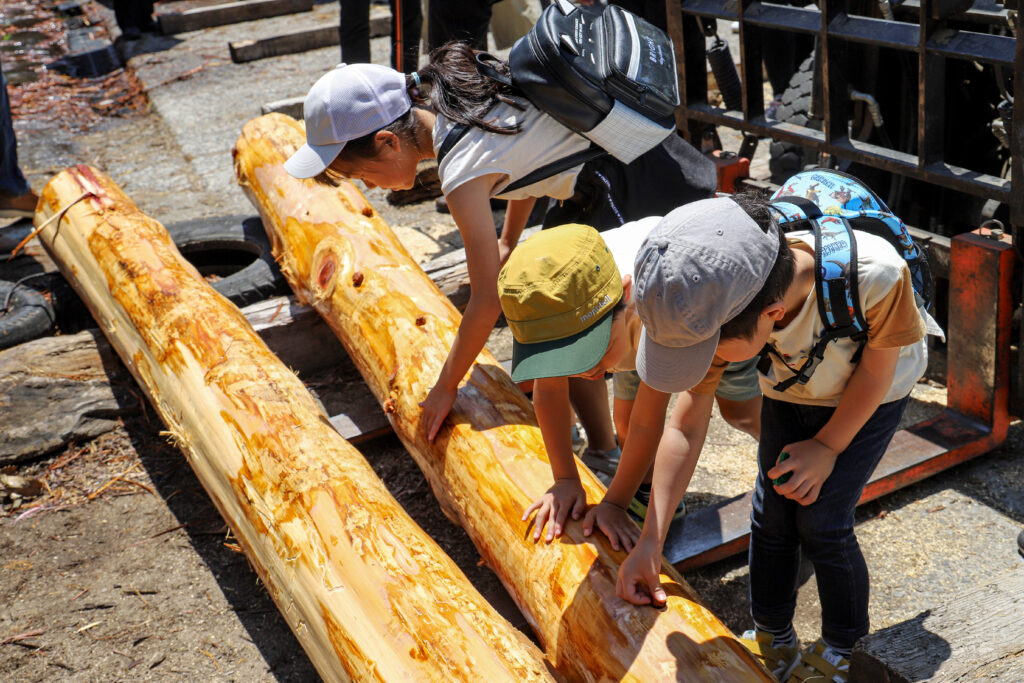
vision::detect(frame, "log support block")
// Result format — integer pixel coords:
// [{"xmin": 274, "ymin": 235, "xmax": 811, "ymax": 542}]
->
[
  {"xmin": 159, "ymin": 0, "xmax": 314, "ymax": 35},
  {"xmin": 851, "ymin": 567, "xmax": 1024, "ymax": 682}
]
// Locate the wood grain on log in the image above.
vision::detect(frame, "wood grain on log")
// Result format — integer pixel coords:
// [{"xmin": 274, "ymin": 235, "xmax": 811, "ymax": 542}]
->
[
  {"xmin": 233, "ymin": 113, "xmax": 773, "ymax": 682},
  {"xmin": 33, "ymin": 165, "xmax": 557, "ymax": 683}
]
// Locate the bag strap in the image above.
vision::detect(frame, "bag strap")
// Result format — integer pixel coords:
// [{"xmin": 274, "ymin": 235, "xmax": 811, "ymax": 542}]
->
[
  {"xmin": 773, "ymin": 195, "xmax": 823, "ymax": 220},
  {"xmin": 475, "ymin": 52, "xmax": 514, "ymax": 87},
  {"xmin": 502, "ymin": 144, "xmax": 606, "ymax": 193},
  {"xmin": 769, "ymin": 216, "xmax": 869, "ymax": 393},
  {"xmin": 437, "ymin": 126, "xmax": 606, "ymax": 194}
]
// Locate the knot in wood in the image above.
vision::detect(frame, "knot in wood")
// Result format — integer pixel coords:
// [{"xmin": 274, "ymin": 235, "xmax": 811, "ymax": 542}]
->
[
  {"xmin": 352, "ymin": 271, "xmax": 364, "ymax": 287},
  {"xmin": 415, "ymin": 315, "xmax": 426, "ymax": 326}
]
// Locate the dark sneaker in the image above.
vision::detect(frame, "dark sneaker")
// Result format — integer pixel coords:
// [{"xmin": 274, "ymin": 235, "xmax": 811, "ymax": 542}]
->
[
  {"xmin": 627, "ymin": 493, "xmax": 686, "ymax": 524},
  {"xmin": 580, "ymin": 445, "xmax": 620, "ymax": 486}
]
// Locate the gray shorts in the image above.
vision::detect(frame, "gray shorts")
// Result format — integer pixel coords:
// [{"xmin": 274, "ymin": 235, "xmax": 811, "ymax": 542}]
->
[
  {"xmin": 612, "ymin": 357, "xmax": 761, "ymax": 402},
  {"xmin": 714, "ymin": 356, "xmax": 762, "ymax": 402}
]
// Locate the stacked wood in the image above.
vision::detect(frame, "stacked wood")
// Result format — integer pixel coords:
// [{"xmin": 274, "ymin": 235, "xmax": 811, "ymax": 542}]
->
[
  {"xmin": 233, "ymin": 113, "xmax": 773, "ymax": 682},
  {"xmin": 33, "ymin": 165, "xmax": 557, "ymax": 683}
]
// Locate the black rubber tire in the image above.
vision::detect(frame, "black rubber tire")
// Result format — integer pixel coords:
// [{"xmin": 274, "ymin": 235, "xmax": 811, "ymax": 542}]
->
[
  {"xmin": 166, "ymin": 215, "xmax": 289, "ymax": 307},
  {"xmin": 0, "ymin": 280, "xmax": 56, "ymax": 350},
  {"xmin": 768, "ymin": 54, "xmax": 822, "ymax": 185},
  {"xmin": 1018, "ymin": 529, "xmax": 1024, "ymax": 558}
]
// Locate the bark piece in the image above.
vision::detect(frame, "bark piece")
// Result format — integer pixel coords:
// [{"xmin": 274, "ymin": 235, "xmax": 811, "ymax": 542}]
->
[
  {"xmin": 233, "ymin": 113, "xmax": 774, "ymax": 682},
  {"xmin": 34, "ymin": 165, "xmax": 557, "ymax": 683}
]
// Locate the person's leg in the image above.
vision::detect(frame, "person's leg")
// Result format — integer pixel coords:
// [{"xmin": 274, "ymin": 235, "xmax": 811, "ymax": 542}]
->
[
  {"xmin": 390, "ymin": 0, "xmax": 423, "ymax": 72},
  {"xmin": 428, "ymin": 0, "xmax": 491, "ymax": 52},
  {"xmin": 576, "ymin": 133, "xmax": 716, "ymax": 230},
  {"xmin": 340, "ymin": 0, "xmax": 372, "ymax": 64},
  {"xmin": 0, "ymin": 67, "xmax": 31, "ymax": 200},
  {"xmin": 714, "ymin": 357, "xmax": 762, "ymax": 439},
  {"xmin": 611, "ymin": 370, "xmax": 640, "ymax": 444},
  {"xmin": 748, "ymin": 397, "xmax": 808, "ymax": 641},
  {"xmin": 112, "ymin": 0, "xmax": 135, "ymax": 32},
  {"xmin": 716, "ymin": 395, "xmax": 761, "ymax": 439},
  {"xmin": 797, "ymin": 396, "xmax": 909, "ymax": 653},
  {"xmin": 567, "ymin": 376, "xmax": 616, "ymax": 453},
  {"xmin": 140, "ymin": 0, "xmax": 157, "ymax": 31}
]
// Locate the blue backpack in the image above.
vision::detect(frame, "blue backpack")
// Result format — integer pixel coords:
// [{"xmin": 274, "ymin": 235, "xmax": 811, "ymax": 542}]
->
[{"xmin": 762, "ymin": 169, "xmax": 934, "ymax": 392}]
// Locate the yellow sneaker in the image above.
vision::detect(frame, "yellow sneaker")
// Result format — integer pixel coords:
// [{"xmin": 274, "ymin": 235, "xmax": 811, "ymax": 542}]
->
[
  {"xmin": 740, "ymin": 630, "xmax": 798, "ymax": 681},
  {"xmin": 786, "ymin": 639, "xmax": 849, "ymax": 683}
]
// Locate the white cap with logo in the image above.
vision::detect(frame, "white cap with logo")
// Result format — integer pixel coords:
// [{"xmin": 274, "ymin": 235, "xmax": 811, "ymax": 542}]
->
[{"xmin": 284, "ymin": 63, "xmax": 412, "ymax": 179}]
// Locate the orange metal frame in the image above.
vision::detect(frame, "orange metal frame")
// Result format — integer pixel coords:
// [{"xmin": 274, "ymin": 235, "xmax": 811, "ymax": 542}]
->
[{"xmin": 665, "ymin": 228, "xmax": 1018, "ymax": 570}]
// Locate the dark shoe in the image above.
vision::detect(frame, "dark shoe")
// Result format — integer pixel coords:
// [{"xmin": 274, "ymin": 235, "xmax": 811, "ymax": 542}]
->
[
  {"xmin": 627, "ymin": 493, "xmax": 686, "ymax": 524},
  {"xmin": 0, "ymin": 190, "xmax": 39, "ymax": 219},
  {"xmin": 121, "ymin": 26, "xmax": 141, "ymax": 40},
  {"xmin": 142, "ymin": 19, "xmax": 160, "ymax": 34}
]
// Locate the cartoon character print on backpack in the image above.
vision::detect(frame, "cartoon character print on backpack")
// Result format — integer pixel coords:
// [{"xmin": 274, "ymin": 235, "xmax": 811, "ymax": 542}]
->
[{"xmin": 764, "ymin": 168, "xmax": 936, "ymax": 393}]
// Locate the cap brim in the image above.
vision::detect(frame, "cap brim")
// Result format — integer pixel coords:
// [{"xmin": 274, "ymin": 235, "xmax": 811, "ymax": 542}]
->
[
  {"xmin": 284, "ymin": 141, "xmax": 347, "ymax": 179},
  {"xmin": 636, "ymin": 327, "xmax": 720, "ymax": 394},
  {"xmin": 509, "ymin": 310, "xmax": 613, "ymax": 382}
]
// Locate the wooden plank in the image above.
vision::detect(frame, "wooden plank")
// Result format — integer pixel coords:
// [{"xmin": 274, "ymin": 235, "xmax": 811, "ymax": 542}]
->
[
  {"xmin": 850, "ymin": 567, "xmax": 1024, "ymax": 682},
  {"xmin": 159, "ymin": 0, "xmax": 314, "ymax": 35},
  {"xmin": 229, "ymin": 15, "xmax": 390, "ymax": 63},
  {"xmin": 261, "ymin": 96, "xmax": 304, "ymax": 118},
  {"xmin": 233, "ymin": 112, "xmax": 775, "ymax": 682},
  {"xmin": 34, "ymin": 164, "xmax": 556, "ymax": 682}
]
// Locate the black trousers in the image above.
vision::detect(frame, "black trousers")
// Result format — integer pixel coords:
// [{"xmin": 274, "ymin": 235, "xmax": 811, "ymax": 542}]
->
[
  {"xmin": 113, "ymin": 0, "xmax": 154, "ymax": 31},
  {"xmin": 340, "ymin": 0, "xmax": 423, "ymax": 73},
  {"xmin": 542, "ymin": 133, "xmax": 717, "ymax": 231},
  {"xmin": 427, "ymin": 0, "xmax": 495, "ymax": 52}
]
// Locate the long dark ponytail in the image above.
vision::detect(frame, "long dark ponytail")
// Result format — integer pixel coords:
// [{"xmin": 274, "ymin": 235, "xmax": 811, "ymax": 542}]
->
[{"xmin": 414, "ymin": 42, "xmax": 523, "ymax": 135}]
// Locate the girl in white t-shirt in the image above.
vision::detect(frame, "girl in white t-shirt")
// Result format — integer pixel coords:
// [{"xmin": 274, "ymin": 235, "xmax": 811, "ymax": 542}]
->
[{"xmin": 284, "ymin": 45, "xmax": 715, "ymax": 443}]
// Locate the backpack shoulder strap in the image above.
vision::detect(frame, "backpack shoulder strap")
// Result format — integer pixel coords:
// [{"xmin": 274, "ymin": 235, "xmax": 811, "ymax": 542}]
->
[
  {"xmin": 770, "ymin": 216, "xmax": 869, "ymax": 393},
  {"xmin": 772, "ymin": 195, "xmax": 823, "ymax": 220},
  {"xmin": 437, "ymin": 127, "xmax": 605, "ymax": 194},
  {"xmin": 436, "ymin": 122, "xmax": 470, "ymax": 167},
  {"xmin": 501, "ymin": 144, "xmax": 606, "ymax": 194}
]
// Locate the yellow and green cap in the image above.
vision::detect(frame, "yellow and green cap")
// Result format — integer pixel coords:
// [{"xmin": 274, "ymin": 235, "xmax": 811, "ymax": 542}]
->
[{"xmin": 497, "ymin": 224, "xmax": 623, "ymax": 382}]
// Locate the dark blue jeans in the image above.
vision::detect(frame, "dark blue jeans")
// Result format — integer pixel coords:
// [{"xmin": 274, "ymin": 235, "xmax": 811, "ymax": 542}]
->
[
  {"xmin": 1, "ymin": 66, "xmax": 30, "ymax": 197},
  {"xmin": 749, "ymin": 394, "xmax": 910, "ymax": 651}
]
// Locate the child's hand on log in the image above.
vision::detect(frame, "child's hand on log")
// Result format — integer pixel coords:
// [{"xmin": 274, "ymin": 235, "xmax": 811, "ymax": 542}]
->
[
  {"xmin": 420, "ymin": 383, "xmax": 458, "ymax": 441},
  {"xmin": 582, "ymin": 501, "xmax": 640, "ymax": 552},
  {"xmin": 617, "ymin": 536, "xmax": 667, "ymax": 607},
  {"xmin": 523, "ymin": 478, "xmax": 586, "ymax": 543}
]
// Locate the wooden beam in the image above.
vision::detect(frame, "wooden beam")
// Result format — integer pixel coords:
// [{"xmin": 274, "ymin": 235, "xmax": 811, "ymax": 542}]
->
[
  {"xmin": 850, "ymin": 567, "xmax": 1024, "ymax": 681},
  {"xmin": 230, "ymin": 16, "xmax": 390, "ymax": 63},
  {"xmin": 233, "ymin": 112, "xmax": 775, "ymax": 682},
  {"xmin": 159, "ymin": 0, "xmax": 314, "ymax": 35},
  {"xmin": 33, "ymin": 165, "xmax": 557, "ymax": 682}
]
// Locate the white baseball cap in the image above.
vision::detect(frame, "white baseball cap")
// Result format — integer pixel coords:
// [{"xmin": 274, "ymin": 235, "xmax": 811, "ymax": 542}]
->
[{"xmin": 284, "ymin": 63, "xmax": 412, "ymax": 179}]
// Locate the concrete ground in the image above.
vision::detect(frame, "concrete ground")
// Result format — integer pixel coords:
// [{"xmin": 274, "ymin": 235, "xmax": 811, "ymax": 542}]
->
[{"xmin": 2, "ymin": 1, "xmax": 1022, "ymax": 680}]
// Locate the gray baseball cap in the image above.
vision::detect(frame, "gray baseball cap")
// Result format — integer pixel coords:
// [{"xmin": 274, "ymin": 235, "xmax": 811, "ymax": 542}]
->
[
  {"xmin": 284, "ymin": 63, "xmax": 412, "ymax": 179},
  {"xmin": 634, "ymin": 197, "xmax": 780, "ymax": 393}
]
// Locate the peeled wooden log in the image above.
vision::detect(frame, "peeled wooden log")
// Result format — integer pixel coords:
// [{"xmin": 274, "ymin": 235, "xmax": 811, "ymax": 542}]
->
[
  {"xmin": 234, "ymin": 113, "xmax": 772, "ymax": 682},
  {"xmin": 33, "ymin": 165, "xmax": 557, "ymax": 683}
]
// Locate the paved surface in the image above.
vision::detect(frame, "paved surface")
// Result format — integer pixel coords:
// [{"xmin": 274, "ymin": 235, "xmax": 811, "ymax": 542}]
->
[{"xmin": 2, "ymin": 1, "xmax": 1023, "ymax": 680}]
